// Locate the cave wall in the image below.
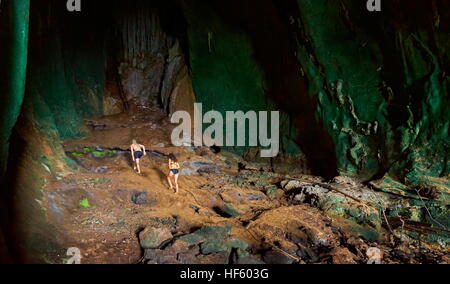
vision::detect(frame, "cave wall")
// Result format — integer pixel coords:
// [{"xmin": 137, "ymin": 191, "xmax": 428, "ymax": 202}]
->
[
  {"xmin": 1, "ymin": 1, "xmax": 448, "ymax": 189},
  {"xmin": 0, "ymin": 0, "xmax": 194, "ymax": 263},
  {"xmin": 113, "ymin": 0, "xmax": 193, "ymax": 114},
  {"xmin": 24, "ymin": 0, "xmax": 192, "ymax": 141},
  {"xmin": 0, "ymin": 0, "xmax": 30, "ymax": 263},
  {"xmin": 0, "ymin": 0, "xmax": 449, "ymax": 263},
  {"xmin": 182, "ymin": 0, "xmax": 318, "ymax": 175},
  {"xmin": 0, "ymin": 0, "xmax": 30, "ymax": 179},
  {"xmin": 182, "ymin": 0, "xmax": 449, "ymax": 184},
  {"xmin": 25, "ymin": 1, "xmax": 109, "ymax": 140},
  {"xmin": 292, "ymin": 0, "xmax": 449, "ymax": 185}
]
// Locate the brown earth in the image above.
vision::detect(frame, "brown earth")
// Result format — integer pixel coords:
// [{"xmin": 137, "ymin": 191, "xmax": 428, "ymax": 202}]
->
[{"xmin": 35, "ymin": 102, "xmax": 449, "ymax": 264}]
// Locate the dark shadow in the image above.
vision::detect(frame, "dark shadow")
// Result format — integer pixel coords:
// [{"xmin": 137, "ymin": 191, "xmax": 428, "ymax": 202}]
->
[
  {"xmin": 154, "ymin": 166, "xmax": 169, "ymax": 187},
  {"xmin": 1, "ymin": 113, "xmax": 51, "ymax": 264},
  {"xmin": 208, "ymin": 0, "xmax": 338, "ymax": 179},
  {"xmin": 212, "ymin": 207, "xmax": 233, "ymax": 219},
  {"xmin": 343, "ymin": 0, "xmax": 449, "ymax": 179}
]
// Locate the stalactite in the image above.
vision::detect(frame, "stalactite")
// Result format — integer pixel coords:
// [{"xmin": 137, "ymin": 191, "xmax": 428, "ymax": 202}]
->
[{"xmin": 116, "ymin": 1, "xmax": 171, "ymax": 61}]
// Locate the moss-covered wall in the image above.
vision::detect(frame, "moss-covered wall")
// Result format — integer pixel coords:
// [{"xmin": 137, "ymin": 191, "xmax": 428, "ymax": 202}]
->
[
  {"xmin": 0, "ymin": 0, "xmax": 448, "ymax": 188},
  {"xmin": 0, "ymin": 0, "xmax": 107, "ymax": 263},
  {"xmin": 0, "ymin": 0, "xmax": 30, "ymax": 263},
  {"xmin": 292, "ymin": 0, "xmax": 449, "ymax": 184},
  {"xmin": 182, "ymin": 0, "xmax": 449, "ymax": 183},
  {"xmin": 182, "ymin": 0, "xmax": 337, "ymax": 177},
  {"xmin": 25, "ymin": 0, "xmax": 107, "ymax": 140},
  {"xmin": 0, "ymin": 0, "xmax": 30, "ymax": 180}
]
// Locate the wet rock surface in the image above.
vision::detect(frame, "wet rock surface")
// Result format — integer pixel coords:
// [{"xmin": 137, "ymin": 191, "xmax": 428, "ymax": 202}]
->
[{"xmin": 139, "ymin": 227, "xmax": 174, "ymax": 250}]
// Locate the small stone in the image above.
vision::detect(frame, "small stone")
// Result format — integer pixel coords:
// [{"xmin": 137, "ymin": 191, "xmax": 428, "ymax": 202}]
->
[
  {"xmin": 132, "ymin": 192, "xmax": 149, "ymax": 205},
  {"xmin": 94, "ymin": 166, "xmax": 109, "ymax": 174},
  {"xmin": 190, "ymin": 205, "xmax": 201, "ymax": 212}
]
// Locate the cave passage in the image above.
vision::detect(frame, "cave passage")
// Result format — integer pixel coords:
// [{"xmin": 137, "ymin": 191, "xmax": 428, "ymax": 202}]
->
[{"xmin": 0, "ymin": 0, "xmax": 449, "ymax": 265}]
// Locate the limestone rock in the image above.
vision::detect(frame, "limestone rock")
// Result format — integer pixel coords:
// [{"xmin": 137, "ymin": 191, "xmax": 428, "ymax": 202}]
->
[
  {"xmin": 139, "ymin": 227, "xmax": 173, "ymax": 249},
  {"xmin": 331, "ymin": 248, "xmax": 358, "ymax": 264},
  {"xmin": 131, "ymin": 192, "xmax": 149, "ymax": 206},
  {"xmin": 262, "ymin": 250, "xmax": 295, "ymax": 264}
]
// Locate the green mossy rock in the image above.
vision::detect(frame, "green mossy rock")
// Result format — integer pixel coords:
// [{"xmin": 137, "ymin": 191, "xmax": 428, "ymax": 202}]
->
[{"xmin": 139, "ymin": 228, "xmax": 174, "ymax": 250}]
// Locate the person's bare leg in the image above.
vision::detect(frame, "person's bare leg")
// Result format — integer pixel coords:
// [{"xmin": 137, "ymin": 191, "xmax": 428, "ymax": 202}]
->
[
  {"xmin": 174, "ymin": 174, "xmax": 179, "ymax": 193},
  {"xmin": 136, "ymin": 159, "xmax": 141, "ymax": 174},
  {"xmin": 167, "ymin": 173, "xmax": 174, "ymax": 190}
]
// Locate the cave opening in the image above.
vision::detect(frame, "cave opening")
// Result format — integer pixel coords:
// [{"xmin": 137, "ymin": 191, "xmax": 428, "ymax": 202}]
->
[
  {"xmin": 26, "ymin": 0, "xmax": 191, "ymax": 116},
  {"xmin": 20, "ymin": 0, "xmax": 339, "ymax": 178}
]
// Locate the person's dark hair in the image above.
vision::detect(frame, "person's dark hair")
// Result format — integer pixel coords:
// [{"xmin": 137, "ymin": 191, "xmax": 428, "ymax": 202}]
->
[{"xmin": 169, "ymin": 154, "xmax": 178, "ymax": 162}]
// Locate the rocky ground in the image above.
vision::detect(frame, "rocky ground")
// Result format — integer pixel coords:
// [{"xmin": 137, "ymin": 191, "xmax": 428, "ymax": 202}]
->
[{"xmin": 40, "ymin": 103, "xmax": 449, "ymax": 264}]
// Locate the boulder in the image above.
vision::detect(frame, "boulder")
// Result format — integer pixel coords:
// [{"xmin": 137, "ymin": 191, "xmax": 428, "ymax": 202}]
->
[
  {"xmin": 177, "ymin": 246, "xmax": 201, "ymax": 264},
  {"xmin": 265, "ymin": 185, "xmax": 284, "ymax": 200},
  {"xmin": 176, "ymin": 226, "xmax": 250, "ymax": 259},
  {"xmin": 296, "ymin": 247, "xmax": 319, "ymax": 263},
  {"xmin": 222, "ymin": 204, "xmax": 242, "ymax": 217},
  {"xmin": 237, "ymin": 255, "xmax": 265, "ymax": 265},
  {"xmin": 94, "ymin": 166, "xmax": 109, "ymax": 174},
  {"xmin": 262, "ymin": 250, "xmax": 295, "ymax": 264},
  {"xmin": 246, "ymin": 193, "xmax": 267, "ymax": 201},
  {"xmin": 200, "ymin": 237, "xmax": 248, "ymax": 255},
  {"xmin": 139, "ymin": 227, "xmax": 173, "ymax": 249},
  {"xmin": 170, "ymin": 240, "xmax": 192, "ymax": 253},
  {"xmin": 195, "ymin": 252, "xmax": 229, "ymax": 264},
  {"xmin": 331, "ymin": 248, "xmax": 358, "ymax": 264},
  {"xmin": 281, "ymin": 180, "xmax": 306, "ymax": 191},
  {"xmin": 144, "ymin": 249, "xmax": 180, "ymax": 264},
  {"xmin": 178, "ymin": 226, "xmax": 232, "ymax": 245}
]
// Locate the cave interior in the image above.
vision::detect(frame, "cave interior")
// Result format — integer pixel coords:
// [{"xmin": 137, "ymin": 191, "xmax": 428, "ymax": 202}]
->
[{"xmin": 0, "ymin": 0, "xmax": 449, "ymax": 264}]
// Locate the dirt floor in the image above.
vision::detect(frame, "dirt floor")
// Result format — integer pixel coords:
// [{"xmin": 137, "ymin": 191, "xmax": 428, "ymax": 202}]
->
[{"xmin": 40, "ymin": 102, "xmax": 449, "ymax": 264}]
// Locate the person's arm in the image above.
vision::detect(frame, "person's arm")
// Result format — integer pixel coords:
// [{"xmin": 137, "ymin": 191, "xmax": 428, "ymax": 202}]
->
[
  {"xmin": 141, "ymin": 145, "xmax": 146, "ymax": 156},
  {"xmin": 131, "ymin": 146, "xmax": 135, "ymax": 161}
]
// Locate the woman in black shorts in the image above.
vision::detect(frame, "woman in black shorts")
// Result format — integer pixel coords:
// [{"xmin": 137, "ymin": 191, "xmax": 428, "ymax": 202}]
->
[{"xmin": 167, "ymin": 154, "xmax": 181, "ymax": 194}]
